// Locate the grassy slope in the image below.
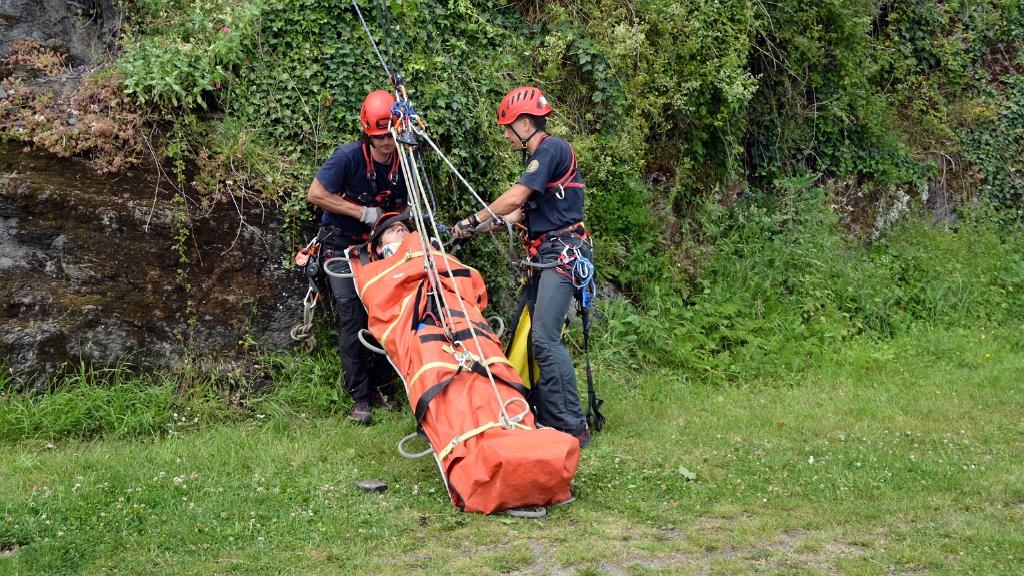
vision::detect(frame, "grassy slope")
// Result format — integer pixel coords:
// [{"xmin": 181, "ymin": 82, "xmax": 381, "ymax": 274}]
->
[{"xmin": 1, "ymin": 325, "xmax": 1022, "ymax": 575}]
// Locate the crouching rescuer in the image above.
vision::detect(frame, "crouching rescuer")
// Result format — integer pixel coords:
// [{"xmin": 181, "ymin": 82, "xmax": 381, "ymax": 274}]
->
[
  {"xmin": 306, "ymin": 89, "xmax": 407, "ymax": 425},
  {"xmin": 454, "ymin": 86, "xmax": 598, "ymax": 448}
]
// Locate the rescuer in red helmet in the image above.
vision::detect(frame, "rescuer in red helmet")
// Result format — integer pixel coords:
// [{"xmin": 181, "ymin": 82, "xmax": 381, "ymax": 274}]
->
[
  {"xmin": 306, "ymin": 90, "xmax": 406, "ymax": 425},
  {"xmin": 454, "ymin": 86, "xmax": 594, "ymax": 448}
]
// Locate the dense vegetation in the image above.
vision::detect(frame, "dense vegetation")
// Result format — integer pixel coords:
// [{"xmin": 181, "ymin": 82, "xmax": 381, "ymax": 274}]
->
[
  {"xmin": 2, "ymin": 0, "xmax": 1023, "ymax": 394},
  {"xmin": 103, "ymin": 0, "xmax": 1024, "ymax": 361}
]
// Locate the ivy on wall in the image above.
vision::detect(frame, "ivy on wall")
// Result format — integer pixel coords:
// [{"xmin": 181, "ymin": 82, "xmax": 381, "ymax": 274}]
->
[{"xmin": 113, "ymin": 0, "xmax": 1024, "ymax": 304}]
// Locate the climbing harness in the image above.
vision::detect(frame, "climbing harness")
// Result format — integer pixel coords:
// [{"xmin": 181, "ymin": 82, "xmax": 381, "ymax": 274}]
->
[
  {"xmin": 357, "ymin": 140, "xmax": 402, "ymax": 209},
  {"xmin": 514, "ymin": 223, "xmax": 604, "ymax": 432}
]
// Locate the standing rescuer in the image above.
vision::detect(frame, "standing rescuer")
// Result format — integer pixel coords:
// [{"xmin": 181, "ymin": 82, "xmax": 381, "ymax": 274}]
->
[
  {"xmin": 454, "ymin": 86, "xmax": 594, "ymax": 448},
  {"xmin": 306, "ymin": 90, "xmax": 407, "ymax": 425}
]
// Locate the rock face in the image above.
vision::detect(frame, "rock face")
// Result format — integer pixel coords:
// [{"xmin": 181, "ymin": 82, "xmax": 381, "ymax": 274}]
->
[
  {"xmin": 0, "ymin": 0, "xmax": 119, "ymax": 65},
  {"xmin": 0, "ymin": 1, "xmax": 307, "ymax": 384},
  {"xmin": 0, "ymin": 143, "xmax": 303, "ymax": 383}
]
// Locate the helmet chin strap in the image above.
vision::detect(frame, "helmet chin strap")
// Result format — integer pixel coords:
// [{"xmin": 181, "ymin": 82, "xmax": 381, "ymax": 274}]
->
[{"xmin": 509, "ymin": 121, "xmax": 539, "ymax": 165}]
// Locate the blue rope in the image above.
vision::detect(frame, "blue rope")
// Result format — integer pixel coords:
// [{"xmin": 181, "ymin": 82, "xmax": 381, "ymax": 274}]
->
[{"xmin": 561, "ymin": 244, "xmax": 595, "ymax": 309}]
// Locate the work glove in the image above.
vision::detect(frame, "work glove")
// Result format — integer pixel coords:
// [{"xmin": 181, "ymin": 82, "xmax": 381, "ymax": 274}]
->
[
  {"xmin": 453, "ymin": 216, "xmax": 478, "ymax": 239},
  {"xmin": 359, "ymin": 206, "xmax": 382, "ymax": 226}
]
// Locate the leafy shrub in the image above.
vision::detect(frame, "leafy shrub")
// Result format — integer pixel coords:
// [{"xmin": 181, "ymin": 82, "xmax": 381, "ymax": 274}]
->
[
  {"xmin": 595, "ymin": 193, "xmax": 1024, "ymax": 382},
  {"xmin": 118, "ymin": 0, "xmax": 266, "ymax": 109},
  {"xmin": 963, "ymin": 74, "xmax": 1024, "ymax": 211}
]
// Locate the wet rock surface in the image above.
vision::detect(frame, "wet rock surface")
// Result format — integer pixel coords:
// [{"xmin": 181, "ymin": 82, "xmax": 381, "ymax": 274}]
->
[
  {"xmin": 0, "ymin": 0, "xmax": 119, "ymax": 65},
  {"xmin": 0, "ymin": 142, "xmax": 303, "ymax": 382}
]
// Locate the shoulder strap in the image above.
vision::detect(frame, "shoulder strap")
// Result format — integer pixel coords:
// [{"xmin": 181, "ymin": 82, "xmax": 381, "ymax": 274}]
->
[{"xmin": 545, "ymin": 142, "xmax": 583, "ymax": 191}]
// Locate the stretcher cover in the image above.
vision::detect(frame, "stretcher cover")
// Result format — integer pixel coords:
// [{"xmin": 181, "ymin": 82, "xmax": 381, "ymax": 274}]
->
[{"xmin": 350, "ymin": 232, "xmax": 579, "ymax": 513}]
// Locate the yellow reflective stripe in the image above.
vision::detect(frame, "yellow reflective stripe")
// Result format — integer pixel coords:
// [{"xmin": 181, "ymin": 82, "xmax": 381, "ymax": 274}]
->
[
  {"xmin": 380, "ymin": 292, "xmax": 416, "ymax": 347},
  {"xmin": 478, "ymin": 356, "xmax": 514, "ymax": 370},
  {"xmin": 437, "ymin": 421, "xmax": 532, "ymax": 461},
  {"xmin": 407, "ymin": 356, "xmax": 513, "ymax": 390},
  {"xmin": 361, "ymin": 254, "xmax": 413, "ymax": 292},
  {"xmin": 408, "ymin": 361, "xmax": 459, "ymax": 389}
]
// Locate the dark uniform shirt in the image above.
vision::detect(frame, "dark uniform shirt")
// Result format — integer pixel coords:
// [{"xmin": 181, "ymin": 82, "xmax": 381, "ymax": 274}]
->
[
  {"xmin": 517, "ymin": 135, "xmax": 585, "ymax": 239},
  {"xmin": 315, "ymin": 141, "xmax": 408, "ymax": 246}
]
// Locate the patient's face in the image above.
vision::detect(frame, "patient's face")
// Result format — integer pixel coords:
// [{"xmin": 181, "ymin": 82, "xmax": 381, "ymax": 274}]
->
[{"xmin": 380, "ymin": 222, "xmax": 409, "ymax": 246}]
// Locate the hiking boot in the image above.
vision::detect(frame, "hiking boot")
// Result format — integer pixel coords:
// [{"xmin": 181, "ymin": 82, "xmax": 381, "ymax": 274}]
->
[
  {"xmin": 370, "ymin": 391, "xmax": 398, "ymax": 411},
  {"xmin": 348, "ymin": 401, "xmax": 373, "ymax": 425},
  {"xmin": 572, "ymin": 428, "xmax": 591, "ymax": 449}
]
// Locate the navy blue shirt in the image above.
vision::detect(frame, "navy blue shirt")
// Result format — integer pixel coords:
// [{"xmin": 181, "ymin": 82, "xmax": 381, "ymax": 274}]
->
[
  {"xmin": 315, "ymin": 141, "xmax": 408, "ymax": 246},
  {"xmin": 517, "ymin": 136, "xmax": 585, "ymax": 238}
]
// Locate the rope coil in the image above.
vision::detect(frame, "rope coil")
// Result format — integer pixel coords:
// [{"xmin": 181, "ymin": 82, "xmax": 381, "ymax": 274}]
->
[{"xmin": 289, "ymin": 287, "xmax": 319, "ymax": 353}]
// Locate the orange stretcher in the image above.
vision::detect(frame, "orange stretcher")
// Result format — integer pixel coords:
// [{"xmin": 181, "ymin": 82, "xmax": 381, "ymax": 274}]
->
[{"xmin": 348, "ymin": 232, "xmax": 579, "ymax": 514}]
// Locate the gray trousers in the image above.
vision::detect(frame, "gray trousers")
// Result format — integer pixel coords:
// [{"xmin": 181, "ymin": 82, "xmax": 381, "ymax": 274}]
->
[{"xmin": 518, "ymin": 239, "xmax": 589, "ymax": 434}]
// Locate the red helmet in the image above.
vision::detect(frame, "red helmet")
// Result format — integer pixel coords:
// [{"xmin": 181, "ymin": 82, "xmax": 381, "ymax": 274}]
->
[
  {"xmin": 361, "ymin": 90, "xmax": 397, "ymax": 136},
  {"xmin": 496, "ymin": 86, "xmax": 551, "ymax": 125}
]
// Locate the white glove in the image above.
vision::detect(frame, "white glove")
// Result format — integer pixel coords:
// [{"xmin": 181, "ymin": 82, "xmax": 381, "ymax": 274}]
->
[{"xmin": 359, "ymin": 206, "xmax": 382, "ymax": 226}]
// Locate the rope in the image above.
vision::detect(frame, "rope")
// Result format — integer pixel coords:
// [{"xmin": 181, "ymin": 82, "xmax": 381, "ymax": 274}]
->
[
  {"xmin": 567, "ymin": 248, "xmax": 595, "ymax": 291},
  {"xmin": 289, "ymin": 287, "xmax": 319, "ymax": 353},
  {"xmin": 375, "ymin": 0, "xmax": 399, "ymax": 77},
  {"xmin": 415, "ymin": 127, "xmax": 519, "ymax": 263},
  {"xmin": 352, "ymin": 1, "xmax": 392, "ymax": 80}
]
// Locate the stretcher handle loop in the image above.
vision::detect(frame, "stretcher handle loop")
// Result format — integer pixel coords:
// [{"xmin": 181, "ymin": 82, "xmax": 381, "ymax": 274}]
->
[
  {"xmin": 486, "ymin": 315, "xmax": 505, "ymax": 339},
  {"xmin": 504, "ymin": 505, "xmax": 547, "ymax": 519},
  {"xmin": 323, "ymin": 256, "xmax": 353, "ymax": 279},
  {"xmin": 357, "ymin": 329, "xmax": 386, "ymax": 355},
  {"xmin": 397, "ymin": 431, "xmax": 433, "ymax": 459},
  {"xmin": 503, "ymin": 396, "xmax": 530, "ymax": 425}
]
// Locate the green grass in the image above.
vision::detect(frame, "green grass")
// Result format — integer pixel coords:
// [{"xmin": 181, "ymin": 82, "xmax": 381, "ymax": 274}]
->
[
  {"xmin": 0, "ymin": 363, "xmax": 240, "ymax": 443},
  {"xmin": 2, "ymin": 324, "xmax": 1022, "ymax": 575}
]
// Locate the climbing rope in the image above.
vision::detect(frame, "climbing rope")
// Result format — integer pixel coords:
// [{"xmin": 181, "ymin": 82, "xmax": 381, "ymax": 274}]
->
[
  {"xmin": 289, "ymin": 287, "xmax": 319, "ymax": 353},
  {"xmin": 415, "ymin": 127, "xmax": 519, "ymax": 264}
]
